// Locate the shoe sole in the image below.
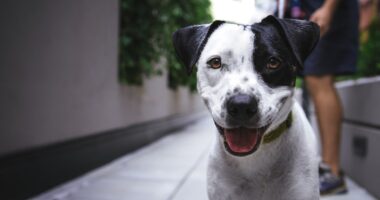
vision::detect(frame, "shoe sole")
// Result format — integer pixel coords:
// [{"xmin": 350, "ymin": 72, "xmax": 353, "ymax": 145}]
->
[{"xmin": 320, "ymin": 184, "xmax": 348, "ymax": 196}]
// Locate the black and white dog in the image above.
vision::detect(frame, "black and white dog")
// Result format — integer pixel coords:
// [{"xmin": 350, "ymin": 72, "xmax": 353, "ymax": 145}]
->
[{"xmin": 173, "ymin": 15, "xmax": 320, "ymax": 200}]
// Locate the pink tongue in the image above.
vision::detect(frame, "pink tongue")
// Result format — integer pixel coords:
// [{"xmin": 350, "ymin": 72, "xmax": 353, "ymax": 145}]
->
[{"xmin": 224, "ymin": 128, "xmax": 259, "ymax": 153}]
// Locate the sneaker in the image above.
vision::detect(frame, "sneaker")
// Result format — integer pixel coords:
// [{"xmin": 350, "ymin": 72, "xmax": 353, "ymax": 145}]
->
[{"xmin": 319, "ymin": 163, "xmax": 348, "ymax": 196}]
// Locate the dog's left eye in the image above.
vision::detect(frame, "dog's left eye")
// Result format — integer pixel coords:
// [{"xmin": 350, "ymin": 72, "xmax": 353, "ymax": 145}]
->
[
  {"xmin": 266, "ymin": 57, "xmax": 281, "ymax": 69},
  {"xmin": 207, "ymin": 57, "xmax": 222, "ymax": 69}
]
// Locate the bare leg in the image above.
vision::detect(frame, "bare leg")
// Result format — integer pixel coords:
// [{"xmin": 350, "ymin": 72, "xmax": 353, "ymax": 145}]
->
[{"xmin": 305, "ymin": 75, "xmax": 342, "ymax": 176}]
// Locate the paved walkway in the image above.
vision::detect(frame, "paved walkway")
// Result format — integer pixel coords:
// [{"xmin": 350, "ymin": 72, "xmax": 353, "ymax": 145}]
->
[{"xmin": 33, "ymin": 117, "xmax": 377, "ymax": 200}]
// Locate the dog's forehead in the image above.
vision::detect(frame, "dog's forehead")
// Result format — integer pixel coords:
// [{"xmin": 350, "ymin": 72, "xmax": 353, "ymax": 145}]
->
[{"xmin": 201, "ymin": 23, "xmax": 254, "ymax": 58}]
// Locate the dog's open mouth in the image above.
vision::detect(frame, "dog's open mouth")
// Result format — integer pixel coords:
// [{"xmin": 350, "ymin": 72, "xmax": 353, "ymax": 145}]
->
[{"xmin": 215, "ymin": 124, "xmax": 268, "ymax": 156}]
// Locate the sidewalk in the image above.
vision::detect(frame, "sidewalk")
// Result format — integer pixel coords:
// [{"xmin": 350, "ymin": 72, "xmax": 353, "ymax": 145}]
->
[{"xmin": 33, "ymin": 117, "xmax": 377, "ymax": 200}]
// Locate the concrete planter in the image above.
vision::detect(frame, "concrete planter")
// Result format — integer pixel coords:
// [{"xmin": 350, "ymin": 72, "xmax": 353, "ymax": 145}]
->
[
  {"xmin": 336, "ymin": 76, "xmax": 380, "ymax": 199},
  {"xmin": 303, "ymin": 76, "xmax": 380, "ymax": 198}
]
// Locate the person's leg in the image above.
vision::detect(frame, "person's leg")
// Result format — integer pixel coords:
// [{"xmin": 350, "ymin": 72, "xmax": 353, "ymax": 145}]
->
[{"xmin": 305, "ymin": 75, "xmax": 342, "ymax": 176}]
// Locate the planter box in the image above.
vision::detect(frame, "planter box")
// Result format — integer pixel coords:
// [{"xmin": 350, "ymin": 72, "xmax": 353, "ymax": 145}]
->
[{"xmin": 336, "ymin": 76, "xmax": 380, "ymax": 199}]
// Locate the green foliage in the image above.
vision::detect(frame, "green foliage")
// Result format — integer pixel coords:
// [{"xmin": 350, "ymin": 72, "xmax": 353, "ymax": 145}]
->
[
  {"xmin": 119, "ymin": 0, "xmax": 212, "ymax": 90},
  {"xmin": 357, "ymin": 16, "xmax": 380, "ymax": 77}
]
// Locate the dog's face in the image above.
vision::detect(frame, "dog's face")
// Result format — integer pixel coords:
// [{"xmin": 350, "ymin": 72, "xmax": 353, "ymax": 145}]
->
[{"xmin": 173, "ymin": 16, "xmax": 319, "ymax": 156}]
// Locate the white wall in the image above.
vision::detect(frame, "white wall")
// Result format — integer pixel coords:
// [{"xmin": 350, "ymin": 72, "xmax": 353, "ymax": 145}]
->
[{"xmin": 0, "ymin": 0, "xmax": 204, "ymax": 156}]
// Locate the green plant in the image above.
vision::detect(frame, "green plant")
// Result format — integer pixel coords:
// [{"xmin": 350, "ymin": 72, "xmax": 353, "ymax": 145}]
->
[
  {"xmin": 119, "ymin": 0, "xmax": 212, "ymax": 90},
  {"xmin": 357, "ymin": 16, "xmax": 380, "ymax": 77}
]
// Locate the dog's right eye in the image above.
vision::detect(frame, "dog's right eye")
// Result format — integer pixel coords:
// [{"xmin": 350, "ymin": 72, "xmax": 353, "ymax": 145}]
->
[
  {"xmin": 266, "ymin": 57, "xmax": 281, "ymax": 69},
  {"xmin": 207, "ymin": 57, "xmax": 222, "ymax": 69}
]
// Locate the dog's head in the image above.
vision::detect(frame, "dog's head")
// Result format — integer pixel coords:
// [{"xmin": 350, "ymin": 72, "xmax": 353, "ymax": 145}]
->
[{"xmin": 173, "ymin": 16, "xmax": 319, "ymax": 156}]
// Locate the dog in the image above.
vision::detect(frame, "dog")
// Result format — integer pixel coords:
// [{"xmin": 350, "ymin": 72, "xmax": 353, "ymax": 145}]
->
[{"xmin": 173, "ymin": 15, "xmax": 320, "ymax": 200}]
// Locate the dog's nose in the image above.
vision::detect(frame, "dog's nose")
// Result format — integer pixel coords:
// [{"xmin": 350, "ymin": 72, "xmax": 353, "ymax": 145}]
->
[{"xmin": 227, "ymin": 94, "xmax": 258, "ymax": 120}]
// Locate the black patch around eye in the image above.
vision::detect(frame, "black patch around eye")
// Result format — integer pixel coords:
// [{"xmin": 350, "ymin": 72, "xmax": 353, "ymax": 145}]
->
[{"xmin": 251, "ymin": 26, "xmax": 297, "ymax": 87}]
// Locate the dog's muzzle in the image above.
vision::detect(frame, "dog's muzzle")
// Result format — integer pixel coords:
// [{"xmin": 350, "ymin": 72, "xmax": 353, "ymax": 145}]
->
[{"xmin": 215, "ymin": 94, "xmax": 267, "ymax": 156}]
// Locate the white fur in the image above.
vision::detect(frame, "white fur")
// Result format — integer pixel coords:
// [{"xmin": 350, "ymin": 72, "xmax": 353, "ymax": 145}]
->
[{"xmin": 195, "ymin": 24, "xmax": 319, "ymax": 200}]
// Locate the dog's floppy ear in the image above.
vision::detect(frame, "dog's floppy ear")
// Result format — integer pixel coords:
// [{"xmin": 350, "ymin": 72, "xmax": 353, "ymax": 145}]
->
[
  {"xmin": 260, "ymin": 15, "xmax": 320, "ymax": 69},
  {"xmin": 172, "ymin": 21, "xmax": 225, "ymax": 74}
]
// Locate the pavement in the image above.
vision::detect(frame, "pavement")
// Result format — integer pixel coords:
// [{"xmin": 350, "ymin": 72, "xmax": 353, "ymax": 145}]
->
[{"xmin": 33, "ymin": 117, "xmax": 377, "ymax": 200}]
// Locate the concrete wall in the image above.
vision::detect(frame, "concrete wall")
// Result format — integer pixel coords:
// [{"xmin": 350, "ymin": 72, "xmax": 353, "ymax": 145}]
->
[{"xmin": 0, "ymin": 0, "xmax": 204, "ymax": 156}]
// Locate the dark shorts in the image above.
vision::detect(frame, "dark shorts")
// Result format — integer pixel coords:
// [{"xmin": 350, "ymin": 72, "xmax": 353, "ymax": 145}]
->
[{"xmin": 303, "ymin": 0, "xmax": 359, "ymax": 76}]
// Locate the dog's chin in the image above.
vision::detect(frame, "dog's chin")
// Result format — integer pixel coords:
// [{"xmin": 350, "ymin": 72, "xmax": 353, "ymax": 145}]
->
[{"xmin": 215, "ymin": 122, "xmax": 269, "ymax": 157}]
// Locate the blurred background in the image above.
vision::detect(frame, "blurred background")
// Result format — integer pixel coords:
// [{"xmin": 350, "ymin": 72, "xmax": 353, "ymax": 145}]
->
[{"xmin": 0, "ymin": 0, "xmax": 379, "ymax": 199}]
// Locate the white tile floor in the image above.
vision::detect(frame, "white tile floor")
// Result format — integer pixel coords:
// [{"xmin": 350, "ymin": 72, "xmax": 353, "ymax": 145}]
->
[{"xmin": 33, "ymin": 117, "xmax": 377, "ymax": 200}]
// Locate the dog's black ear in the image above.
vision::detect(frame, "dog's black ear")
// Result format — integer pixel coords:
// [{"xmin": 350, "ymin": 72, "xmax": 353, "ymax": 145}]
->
[
  {"xmin": 172, "ymin": 21, "xmax": 225, "ymax": 74},
  {"xmin": 260, "ymin": 15, "xmax": 320, "ymax": 69}
]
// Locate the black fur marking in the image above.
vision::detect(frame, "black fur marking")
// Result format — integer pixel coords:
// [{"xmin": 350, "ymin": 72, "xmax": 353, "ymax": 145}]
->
[
  {"xmin": 243, "ymin": 77, "xmax": 248, "ymax": 82},
  {"xmin": 280, "ymin": 97, "xmax": 288, "ymax": 104},
  {"xmin": 251, "ymin": 16, "xmax": 319, "ymax": 87},
  {"xmin": 172, "ymin": 21, "xmax": 225, "ymax": 74},
  {"xmin": 203, "ymin": 98, "xmax": 209, "ymax": 107},
  {"xmin": 252, "ymin": 28, "xmax": 296, "ymax": 87},
  {"xmin": 260, "ymin": 16, "xmax": 320, "ymax": 70},
  {"xmin": 221, "ymin": 112, "xmax": 225, "ymax": 118}
]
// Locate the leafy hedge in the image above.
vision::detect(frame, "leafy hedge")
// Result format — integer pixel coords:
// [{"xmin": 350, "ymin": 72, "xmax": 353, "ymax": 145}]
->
[
  {"xmin": 357, "ymin": 16, "xmax": 380, "ymax": 77},
  {"xmin": 119, "ymin": 0, "xmax": 212, "ymax": 90}
]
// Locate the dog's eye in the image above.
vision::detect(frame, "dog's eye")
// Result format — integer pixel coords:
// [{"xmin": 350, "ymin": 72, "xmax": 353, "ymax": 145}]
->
[
  {"xmin": 207, "ymin": 57, "xmax": 222, "ymax": 69},
  {"xmin": 267, "ymin": 57, "xmax": 281, "ymax": 69}
]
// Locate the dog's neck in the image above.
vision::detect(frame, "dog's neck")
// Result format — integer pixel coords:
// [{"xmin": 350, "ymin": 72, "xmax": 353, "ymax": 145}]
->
[{"xmin": 262, "ymin": 112, "xmax": 292, "ymax": 144}]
